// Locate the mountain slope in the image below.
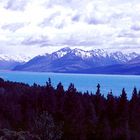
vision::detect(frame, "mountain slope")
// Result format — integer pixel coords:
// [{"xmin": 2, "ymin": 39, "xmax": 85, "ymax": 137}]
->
[
  {"xmin": 77, "ymin": 64, "xmax": 140, "ymax": 75},
  {"xmin": 79, "ymin": 56, "xmax": 140, "ymax": 75},
  {"xmin": 0, "ymin": 60, "xmax": 20, "ymax": 70},
  {"xmin": 128, "ymin": 56, "xmax": 140, "ymax": 64}
]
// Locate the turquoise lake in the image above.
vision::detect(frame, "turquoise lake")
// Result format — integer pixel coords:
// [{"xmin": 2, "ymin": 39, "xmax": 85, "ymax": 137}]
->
[{"xmin": 0, "ymin": 71, "xmax": 140, "ymax": 98}]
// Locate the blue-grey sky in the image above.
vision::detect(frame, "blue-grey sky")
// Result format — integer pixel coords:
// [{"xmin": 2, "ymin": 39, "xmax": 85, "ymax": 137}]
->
[{"xmin": 0, "ymin": 0, "xmax": 140, "ymax": 57}]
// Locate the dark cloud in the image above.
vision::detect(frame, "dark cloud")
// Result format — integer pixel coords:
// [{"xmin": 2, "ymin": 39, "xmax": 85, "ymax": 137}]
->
[
  {"xmin": 4, "ymin": 0, "xmax": 28, "ymax": 11},
  {"xmin": 118, "ymin": 32, "xmax": 135, "ymax": 38},
  {"xmin": 131, "ymin": 25, "xmax": 140, "ymax": 31},
  {"xmin": 39, "ymin": 12, "xmax": 65, "ymax": 29},
  {"xmin": 21, "ymin": 36, "xmax": 50, "ymax": 46},
  {"xmin": 2, "ymin": 23, "xmax": 25, "ymax": 32},
  {"xmin": 87, "ymin": 18, "xmax": 106, "ymax": 25},
  {"xmin": 72, "ymin": 15, "xmax": 80, "ymax": 22}
]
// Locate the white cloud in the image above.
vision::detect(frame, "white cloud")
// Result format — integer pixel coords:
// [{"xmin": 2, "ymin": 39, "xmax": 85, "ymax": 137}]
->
[{"xmin": 0, "ymin": 0, "xmax": 140, "ymax": 57}]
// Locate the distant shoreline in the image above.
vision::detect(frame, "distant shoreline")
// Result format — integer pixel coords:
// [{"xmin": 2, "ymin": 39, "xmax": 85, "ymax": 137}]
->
[{"xmin": 1, "ymin": 70, "xmax": 140, "ymax": 77}]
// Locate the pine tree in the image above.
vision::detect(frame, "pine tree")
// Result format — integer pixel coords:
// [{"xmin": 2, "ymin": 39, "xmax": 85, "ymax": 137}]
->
[{"xmin": 33, "ymin": 111, "xmax": 63, "ymax": 140}]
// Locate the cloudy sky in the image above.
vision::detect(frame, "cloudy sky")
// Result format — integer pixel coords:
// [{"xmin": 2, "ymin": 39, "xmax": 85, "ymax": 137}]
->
[{"xmin": 0, "ymin": 0, "xmax": 140, "ymax": 57}]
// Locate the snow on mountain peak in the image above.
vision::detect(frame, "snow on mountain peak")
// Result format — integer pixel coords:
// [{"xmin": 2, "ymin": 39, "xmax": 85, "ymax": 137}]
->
[
  {"xmin": 49, "ymin": 47, "xmax": 140, "ymax": 62},
  {"xmin": 126, "ymin": 52, "xmax": 139, "ymax": 61},
  {"xmin": 71, "ymin": 48, "xmax": 92, "ymax": 58},
  {"xmin": 54, "ymin": 47, "xmax": 71, "ymax": 58},
  {"xmin": 0, "ymin": 54, "xmax": 32, "ymax": 62},
  {"xmin": 1, "ymin": 47, "xmax": 139, "ymax": 63},
  {"xmin": 91, "ymin": 49, "xmax": 108, "ymax": 57}
]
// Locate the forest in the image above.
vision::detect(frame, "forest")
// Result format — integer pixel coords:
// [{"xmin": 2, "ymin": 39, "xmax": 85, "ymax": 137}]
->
[{"xmin": 0, "ymin": 77, "xmax": 140, "ymax": 140}]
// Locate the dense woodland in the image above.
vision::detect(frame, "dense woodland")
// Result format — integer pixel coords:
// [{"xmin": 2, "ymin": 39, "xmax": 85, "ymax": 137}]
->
[{"xmin": 0, "ymin": 77, "xmax": 140, "ymax": 140}]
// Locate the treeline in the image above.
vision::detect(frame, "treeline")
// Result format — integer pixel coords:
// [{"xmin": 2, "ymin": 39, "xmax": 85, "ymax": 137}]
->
[{"xmin": 0, "ymin": 77, "xmax": 140, "ymax": 140}]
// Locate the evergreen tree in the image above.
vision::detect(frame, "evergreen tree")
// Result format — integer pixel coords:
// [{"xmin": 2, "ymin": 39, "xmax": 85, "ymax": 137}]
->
[{"xmin": 33, "ymin": 111, "xmax": 63, "ymax": 140}]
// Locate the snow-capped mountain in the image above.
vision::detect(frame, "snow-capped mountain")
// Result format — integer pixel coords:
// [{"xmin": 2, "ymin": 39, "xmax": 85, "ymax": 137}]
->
[
  {"xmin": 0, "ymin": 54, "xmax": 32, "ymax": 70},
  {"xmin": 53, "ymin": 47, "xmax": 72, "ymax": 58},
  {"xmin": 13, "ymin": 47, "xmax": 140, "ymax": 74},
  {"xmin": 0, "ymin": 54, "xmax": 32, "ymax": 62},
  {"xmin": 37, "ymin": 48, "xmax": 138, "ymax": 64},
  {"xmin": 50, "ymin": 47, "xmax": 139, "ymax": 62}
]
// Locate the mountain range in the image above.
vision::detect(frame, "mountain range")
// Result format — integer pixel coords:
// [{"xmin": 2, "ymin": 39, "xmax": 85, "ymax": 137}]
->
[
  {"xmin": 0, "ymin": 54, "xmax": 31, "ymax": 70},
  {"xmin": 12, "ymin": 47, "xmax": 140, "ymax": 75}
]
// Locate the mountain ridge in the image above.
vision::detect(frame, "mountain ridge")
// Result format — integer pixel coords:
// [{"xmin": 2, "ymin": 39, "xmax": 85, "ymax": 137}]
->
[{"xmin": 13, "ymin": 47, "xmax": 140, "ymax": 74}]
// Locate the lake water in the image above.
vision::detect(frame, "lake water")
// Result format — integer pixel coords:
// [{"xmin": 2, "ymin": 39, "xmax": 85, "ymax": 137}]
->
[{"xmin": 0, "ymin": 71, "xmax": 140, "ymax": 98}]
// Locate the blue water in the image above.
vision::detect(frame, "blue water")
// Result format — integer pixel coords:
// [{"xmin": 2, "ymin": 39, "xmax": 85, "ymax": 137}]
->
[{"xmin": 0, "ymin": 71, "xmax": 140, "ymax": 98}]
